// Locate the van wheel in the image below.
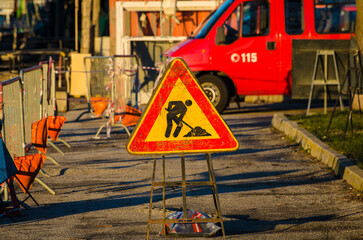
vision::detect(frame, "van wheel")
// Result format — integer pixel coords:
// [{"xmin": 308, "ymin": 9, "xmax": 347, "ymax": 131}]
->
[{"xmin": 198, "ymin": 74, "xmax": 229, "ymax": 113}]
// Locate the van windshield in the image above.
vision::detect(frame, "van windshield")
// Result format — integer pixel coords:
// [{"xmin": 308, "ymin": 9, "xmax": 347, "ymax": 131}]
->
[{"xmin": 192, "ymin": 0, "xmax": 234, "ymax": 39}]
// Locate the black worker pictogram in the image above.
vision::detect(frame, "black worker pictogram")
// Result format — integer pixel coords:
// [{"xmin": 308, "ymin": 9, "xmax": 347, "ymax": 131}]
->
[
  {"xmin": 165, "ymin": 100, "xmax": 192, "ymax": 138},
  {"xmin": 164, "ymin": 99, "xmax": 211, "ymax": 138}
]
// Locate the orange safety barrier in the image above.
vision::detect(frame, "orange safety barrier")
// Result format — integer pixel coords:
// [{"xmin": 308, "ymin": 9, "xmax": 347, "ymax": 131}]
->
[
  {"xmin": 31, "ymin": 118, "xmax": 48, "ymax": 154},
  {"xmin": 47, "ymin": 116, "xmax": 66, "ymax": 141},
  {"xmin": 90, "ymin": 97, "xmax": 109, "ymax": 117},
  {"xmin": 13, "ymin": 154, "xmax": 45, "ymax": 193},
  {"xmin": 114, "ymin": 105, "xmax": 142, "ymax": 126}
]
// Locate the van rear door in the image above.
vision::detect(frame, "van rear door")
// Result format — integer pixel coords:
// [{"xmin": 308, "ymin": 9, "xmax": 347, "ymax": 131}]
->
[{"xmin": 211, "ymin": 0, "xmax": 278, "ymax": 95}]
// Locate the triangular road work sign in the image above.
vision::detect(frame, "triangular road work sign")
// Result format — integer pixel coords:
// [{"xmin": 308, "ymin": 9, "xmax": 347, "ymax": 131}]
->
[{"xmin": 126, "ymin": 58, "xmax": 239, "ymax": 155}]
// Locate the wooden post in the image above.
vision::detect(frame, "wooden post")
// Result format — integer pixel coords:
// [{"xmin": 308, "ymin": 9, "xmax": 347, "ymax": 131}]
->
[
  {"xmin": 92, "ymin": 0, "xmax": 100, "ymax": 37},
  {"xmin": 81, "ymin": 0, "xmax": 92, "ymax": 54}
]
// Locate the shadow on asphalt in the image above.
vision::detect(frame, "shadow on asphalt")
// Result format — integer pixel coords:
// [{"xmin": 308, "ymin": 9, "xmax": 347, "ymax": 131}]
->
[
  {"xmin": 224, "ymin": 214, "xmax": 337, "ymax": 235},
  {"xmin": 0, "ymin": 167, "xmax": 336, "ymax": 226}
]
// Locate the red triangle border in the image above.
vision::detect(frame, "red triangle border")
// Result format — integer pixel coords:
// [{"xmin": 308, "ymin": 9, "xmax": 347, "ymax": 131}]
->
[{"xmin": 127, "ymin": 58, "xmax": 239, "ymax": 155}]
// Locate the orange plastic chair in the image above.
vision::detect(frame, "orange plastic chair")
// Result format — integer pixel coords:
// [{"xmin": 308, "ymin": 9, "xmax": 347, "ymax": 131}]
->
[
  {"xmin": 47, "ymin": 116, "xmax": 66, "ymax": 141},
  {"xmin": 13, "ymin": 154, "xmax": 45, "ymax": 193},
  {"xmin": 31, "ymin": 118, "xmax": 48, "ymax": 154},
  {"xmin": 90, "ymin": 97, "xmax": 109, "ymax": 117},
  {"xmin": 113, "ymin": 105, "xmax": 141, "ymax": 126}
]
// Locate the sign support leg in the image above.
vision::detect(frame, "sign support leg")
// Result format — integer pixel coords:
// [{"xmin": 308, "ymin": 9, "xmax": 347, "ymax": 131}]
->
[
  {"xmin": 181, "ymin": 154, "xmax": 187, "ymax": 220},
  {"xmin": 206, "ymin": 153, "xmax": 226, "ymax": 239},
  {"xmin": 146, "ymin": 156, "xmax": 157, "ymax": 240},
  {"xmin": 162, "ymin": 155, "xmax": 166, "ymax": 236},
  {"xmin": 145, "ymin": 154, "xmax": 226, "ymax": 239}
]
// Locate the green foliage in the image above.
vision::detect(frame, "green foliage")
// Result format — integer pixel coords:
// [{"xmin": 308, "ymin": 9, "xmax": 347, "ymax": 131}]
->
[{"xmin": 288, "ymin": 111, "xmax": 363, "ymax": 169}]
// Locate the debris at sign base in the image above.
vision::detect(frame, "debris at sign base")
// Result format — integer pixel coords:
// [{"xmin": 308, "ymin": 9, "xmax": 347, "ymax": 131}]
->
[
  {"xmin": 183, "ymin": 126, "xmax": 211, "ymax": 137},
  {"xmin": 159, "ymin": 210, "xmax": 221, "ymax": 236}
]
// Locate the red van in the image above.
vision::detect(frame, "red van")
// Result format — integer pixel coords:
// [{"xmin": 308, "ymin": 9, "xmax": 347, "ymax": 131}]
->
[{"xmin": 164, "ymin": 0, "xmax": 356, "ymax": 112}]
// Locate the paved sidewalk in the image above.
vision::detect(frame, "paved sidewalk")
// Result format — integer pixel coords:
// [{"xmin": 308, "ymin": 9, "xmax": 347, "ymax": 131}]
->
[{"xmin": 0, "ymin": 104, "xmax": 362, "ymax": 240}]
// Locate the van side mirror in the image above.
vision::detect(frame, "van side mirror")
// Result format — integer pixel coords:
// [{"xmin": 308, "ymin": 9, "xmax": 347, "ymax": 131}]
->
[{"xmin": 215, "ymin": 26, "xmax": 226, "ymax": 45}]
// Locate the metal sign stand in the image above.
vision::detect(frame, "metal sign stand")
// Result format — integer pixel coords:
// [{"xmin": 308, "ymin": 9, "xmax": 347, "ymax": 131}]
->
[
  {"xmin": 146, "ymin": 153, "xmax": 225, "ymax": 239},
  {"xmin": 307, "ymin": 50, "xmax": 344, "ymax": 115}
]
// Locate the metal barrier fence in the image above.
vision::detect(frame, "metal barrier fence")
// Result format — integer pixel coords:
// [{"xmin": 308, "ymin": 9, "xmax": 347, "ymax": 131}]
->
[
  {"xmin": 20, "ymin": 66, "xmax": 43, "ymax": 145},
  {"xmin": 0, "ymin": 62, "xmax": 57, "ymax": 158},
  {"xmin": 0, "ymin": 77, "xmax": 26, "ymax": 157},
  {"xmin": 83, "ymin": 55, "xmax": 139, "ymax": 138},
  {"xmin": 114, "ymin": 55, "xmax": 139, "ymax": 108},
  {"xmin": 84, "ymin": 56, "xmax": 113, "ymax": 117},
  {"xmin": 40, "ymin": 61, "xmax": 56, "ymax": 117},
  {"xmin": 0, "ymin": 59, "xmax": 62, "ymax": 195},
  {"xmin": 40, "ymin": 60, "xmax": 70, "ymax": 157}
]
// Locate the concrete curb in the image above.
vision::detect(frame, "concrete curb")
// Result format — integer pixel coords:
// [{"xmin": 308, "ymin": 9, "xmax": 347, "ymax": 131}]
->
[{"xmin": 272, "ymin": 113, "xmax": 363, "ymax": 191}]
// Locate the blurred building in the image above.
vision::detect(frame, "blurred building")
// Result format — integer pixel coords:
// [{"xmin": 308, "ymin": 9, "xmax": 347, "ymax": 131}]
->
[{"xmin": 108, "ymin": 0, "xmax": 220, "ymax": 55}]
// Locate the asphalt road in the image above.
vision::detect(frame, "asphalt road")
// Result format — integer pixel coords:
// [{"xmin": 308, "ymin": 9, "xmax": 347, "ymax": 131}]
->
[{"xmin": 0, "ymin": 102, "xmax": 362, "ymax": 240}]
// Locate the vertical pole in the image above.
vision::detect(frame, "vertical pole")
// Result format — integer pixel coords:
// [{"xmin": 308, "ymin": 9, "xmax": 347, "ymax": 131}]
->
[
  {"xmin": 147, "ymin": 156, "xmax": 157, "ymax": 240},
  {"xmin": 12, "ymin": 27, "xmax": 17, "ymax": 51},
  {"xmin": 40, "ymin": 67, "xmax": 44, "ymax": 120},
  {"xmin": 51, "ymin": 61, "xmax": 57, "ymax": 114},
  {"xmin": 160, "ymin": 0, "xmax": 163, "ymax": 37},
  {"xmin": 307, "ymin": 52, "xmax": 319, "ymax": 115},
  {"xmin": 324, "ymin": 54, "xmax": 328, "ymax": 114},
  {"xmin": 117, "ymin": 4, "xmax": 124, "ymax": 55},
  {"xmin": 206, "ymin": 153, "xmax": 226, "ymax": 239},
  {"xmin": 40, "ymin": 63, "xmax": 46, "ymax": 118},
  {"xmin": 58, "ymin": 54, "xmax": 63, "ymax": 89},
  {"xmin": 181, "ymin": 153, "xmax": 187, "ymax": 219},
  {"xmin": 92, "ymin": 0, "xmax": 100, "ymax": 38},
  {"xmin": 81, "ymin": 0, "xmax": 92, "ymax": 54},
  {"xmin": 75, "ymin": 0, "xmax": 79, "ymax": 52},
  {"xmin": 111, "ymin": 57, "xmax": 116, "ymax": 128},
  {"xmin": 162, "ymin": 155, "xmax": 166, "ymax": 236},
  {"xmin": 206, "ymin": 154, "xmax": 218, "ymax": 215},
  {"xmin": 83, "ymin": 57, "xmax": 91, "ymax": 112},
  {"xmin": 332, "ymin": 52, "xmax": 344, "ymax": 111},
  {"xmin": 19, "ymin": 75, "xmax": 26, "ymax": 156},
  {"xmin": 109, "ymin": 0, "xmax": 117, "ymax": 55}
]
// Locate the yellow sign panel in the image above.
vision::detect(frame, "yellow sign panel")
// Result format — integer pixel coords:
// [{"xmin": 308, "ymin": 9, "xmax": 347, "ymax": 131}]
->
[{"xmin": 145, "ymin": 78, "xmax": 219, "ymax": 141}]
